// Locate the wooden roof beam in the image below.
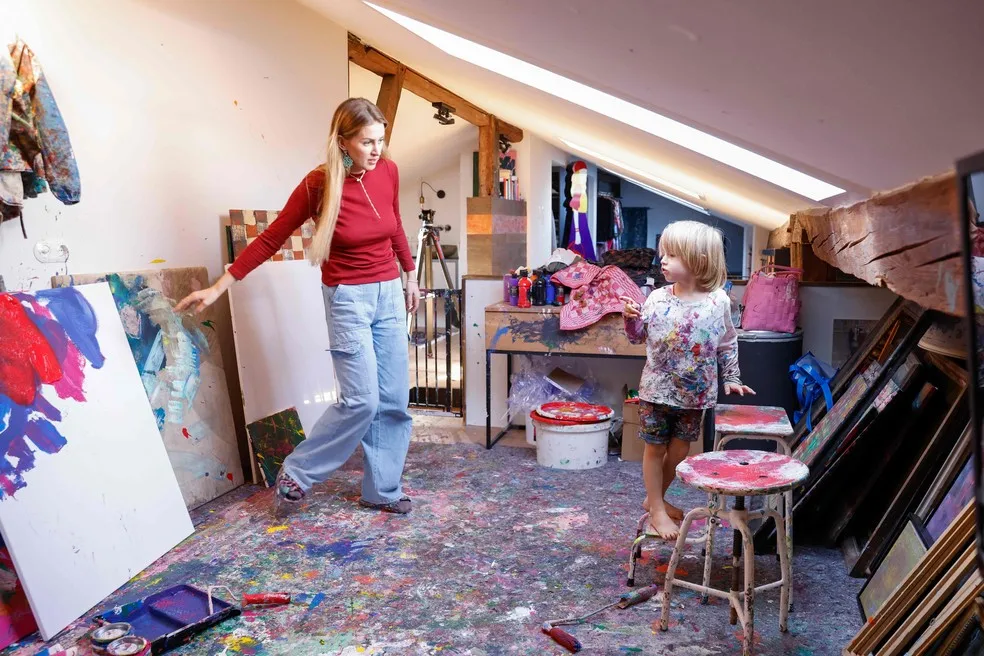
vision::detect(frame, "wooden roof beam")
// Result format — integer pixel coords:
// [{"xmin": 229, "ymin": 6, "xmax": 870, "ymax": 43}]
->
[
  {"xmin": 774, "ymin": 172, "xmax": 964, "ymax": 315},
  {"xmin": 348, "ymin": 34, "xmax": 523, "ymax": 144}
]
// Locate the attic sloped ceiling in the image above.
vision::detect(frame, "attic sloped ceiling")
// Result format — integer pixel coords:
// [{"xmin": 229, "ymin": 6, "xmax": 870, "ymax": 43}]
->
[{"xmin": 302, "ymin": 0, "xmax": 984, "ymax": 229}]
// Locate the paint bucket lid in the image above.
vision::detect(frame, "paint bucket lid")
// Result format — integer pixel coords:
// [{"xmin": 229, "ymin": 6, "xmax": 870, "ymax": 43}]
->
[
  {"xmin": 107, "ymin": 636, "xmax": 150, "ymax": 656},
  {"xmin": 90, "ymin": 623, "xmax": 132, "ymax": 646},
  {"xmin": 534, "ymin": 401, "xmax": 613, "ymax": 423}
]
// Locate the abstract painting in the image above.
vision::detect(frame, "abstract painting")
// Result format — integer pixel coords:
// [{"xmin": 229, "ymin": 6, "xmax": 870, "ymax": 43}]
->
[
  {"xmin": 52, "ymin": 268, "xmax": 242, "ymax": 509},
  {"xmin": 0, "ymin": 284, "xmax": 192, "ymax": 640},
  {"xmin": 0, "ymin": 547, "xmax": 36, "ymax": 650},
  {"xmin": 858, "ymin": 519, "xmax": 927, "ymax": 621},
  {"xmin": 229, "ymin": 209, "xmax": 315, "ymax": 263},
  {"xmin": 246, "ymin": 407, "xmax": 306, "ymax": 487},
  {"xmin": 926, "ymin": 457, "xmax": 974, "ymax": 543}
]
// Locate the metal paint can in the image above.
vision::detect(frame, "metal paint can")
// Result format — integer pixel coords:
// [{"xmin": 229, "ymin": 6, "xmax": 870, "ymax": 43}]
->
[
  {"xmin": 106, "ymin": 636, "xmax": 150, "ymax": 656},
  {"xmin": 90, "ymin": 623, "xmax": 132, "ymax": 649}
]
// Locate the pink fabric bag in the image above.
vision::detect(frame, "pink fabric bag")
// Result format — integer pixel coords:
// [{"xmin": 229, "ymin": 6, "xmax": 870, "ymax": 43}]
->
[{"xmin": 740, "ymin": 264, "xmax": 802, "ymax": 333}]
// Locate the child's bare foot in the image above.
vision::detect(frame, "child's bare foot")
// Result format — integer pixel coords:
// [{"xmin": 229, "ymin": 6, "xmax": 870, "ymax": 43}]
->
[
  {"xmin": 665, "ymin": 501, "xmax": 685, "ymax": 521},
  {"xmin": 647, "ymin": 508, "xmax": 680, "ymax": 540}
]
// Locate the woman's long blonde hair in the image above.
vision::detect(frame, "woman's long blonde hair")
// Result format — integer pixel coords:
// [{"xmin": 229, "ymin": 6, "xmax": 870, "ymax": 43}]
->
[
  {"xmin": 308, "ymin": 98, "xmax": 388, "ymax": 265},
  {"xmin": 658, "ymin": 220, "xmax": 728, "ymax": 292}
]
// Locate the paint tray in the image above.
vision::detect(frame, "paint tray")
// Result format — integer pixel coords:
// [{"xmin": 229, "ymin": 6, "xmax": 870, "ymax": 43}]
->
[{"xmin": 95, "ymin": 584, "xmax": 240, "ymax": 654}]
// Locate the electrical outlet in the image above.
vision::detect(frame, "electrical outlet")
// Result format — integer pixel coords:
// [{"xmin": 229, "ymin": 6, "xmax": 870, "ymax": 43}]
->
[{"xmin": 34, "ymin": 240, "xmax": 70, "ymax": 264}]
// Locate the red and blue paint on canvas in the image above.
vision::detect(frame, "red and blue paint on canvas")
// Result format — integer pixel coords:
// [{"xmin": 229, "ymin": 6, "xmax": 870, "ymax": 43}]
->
[{"xmin": 0, "ymin": 289, "xmax": 103, "ymax": 498}]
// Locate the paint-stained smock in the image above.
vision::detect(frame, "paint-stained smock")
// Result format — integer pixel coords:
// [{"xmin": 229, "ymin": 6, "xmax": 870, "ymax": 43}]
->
[
  {"xmin": 0, "ymin": 39, "xmax": 81, "ymax": 230},
  {"xmin": 624, "ymin": 286, "xmax": 741, "ymax": 409}
]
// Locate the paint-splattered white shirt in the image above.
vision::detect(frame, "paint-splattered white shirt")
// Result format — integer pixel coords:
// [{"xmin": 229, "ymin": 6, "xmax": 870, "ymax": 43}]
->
[{"xmin": 624, "ymin": 286, "xmax": 741, "ymax": 409}]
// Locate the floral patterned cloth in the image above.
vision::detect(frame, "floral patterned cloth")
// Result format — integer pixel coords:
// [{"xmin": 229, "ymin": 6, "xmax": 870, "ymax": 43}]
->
[{"xmin": 625, "ymin": 286, "xmax": 741, "ymax": 409}]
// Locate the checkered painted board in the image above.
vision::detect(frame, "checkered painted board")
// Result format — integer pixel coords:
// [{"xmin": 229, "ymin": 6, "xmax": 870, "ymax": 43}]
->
[{"xmin": 229, "ymin": 209, "xmax": 316, "ymax": 262}]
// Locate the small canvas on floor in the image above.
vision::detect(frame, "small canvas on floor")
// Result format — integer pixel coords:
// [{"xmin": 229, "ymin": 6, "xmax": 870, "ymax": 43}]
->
[
  {"xmin": 246, "ymin": 408, "xmax": 306, "ymax": 487},
  {"xmin": 0, "ymin": 284, "xmax": 193, "ymax": 640}
]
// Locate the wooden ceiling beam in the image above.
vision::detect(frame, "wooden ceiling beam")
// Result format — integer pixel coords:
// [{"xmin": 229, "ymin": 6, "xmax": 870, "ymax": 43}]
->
[
  {"xmin": 478, "ymin": 116, "xmax": 500, "ymax": 198},
  {"xmin": 782, "ymin": 172, "xmax": 964, "ymax": 315},
  {"xmin": 375, "ymin": 65, "xmax": 405, "ymax": 144},
  {"xmin": 348, "ymin": 34, "xmax": 523, "ymax": 143}
]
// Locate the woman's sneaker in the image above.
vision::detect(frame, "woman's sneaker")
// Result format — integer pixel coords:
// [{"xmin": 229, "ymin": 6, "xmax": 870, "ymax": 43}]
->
[
  {"xmin": 273, "ymin": 472, "xmax": 305, "ymax": 518},
  {"xmin": 358, "ymin": 497, "xmax": 412, "ymax": 514}
]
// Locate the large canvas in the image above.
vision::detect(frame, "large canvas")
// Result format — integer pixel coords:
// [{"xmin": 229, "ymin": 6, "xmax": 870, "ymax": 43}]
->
[
  {"xmin": 246, "ymin": 407, "xmax": 306, "ymax": 487},
  {"xmin": 0, "ymin": 284, "xmax": 193, "ymax": 639},
  {"xmin": 227, "ymin": 260, "xmax": 336, "ymax": 434},
  {"xmin": 52, "ymin": 268, "xmax": 243, "ymax": 508},
  {"xmin": 229, "ymin": 209, "xmax": 315, "ymax": 263}
]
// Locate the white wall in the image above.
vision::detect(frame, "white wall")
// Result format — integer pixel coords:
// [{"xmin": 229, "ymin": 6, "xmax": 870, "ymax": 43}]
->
[
  {"xmin": 0, "ymin": 0, "xmax": 348, "ymax": 290},
  {"xmin": 515, "ymin": 134, "xmax": 572, "ymax": 268}
]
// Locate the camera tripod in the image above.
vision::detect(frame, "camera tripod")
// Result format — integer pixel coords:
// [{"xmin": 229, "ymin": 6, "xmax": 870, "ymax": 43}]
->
[{"xmin": 408, "ymin": 209, "xmax": 460, "ymax": 344}]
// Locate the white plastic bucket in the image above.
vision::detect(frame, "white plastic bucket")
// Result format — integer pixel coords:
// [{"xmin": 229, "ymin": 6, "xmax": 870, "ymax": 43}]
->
[
  {"xmin": 525, "ymin": 413, "xmax": 536, "ymax": 445},
  {"xmin": 533, "ymin": 416, "xmax": 612, "ymax": 470}
]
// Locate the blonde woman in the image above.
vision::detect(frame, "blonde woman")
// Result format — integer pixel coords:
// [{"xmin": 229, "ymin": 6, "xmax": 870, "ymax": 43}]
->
[
  {"xmin": 621, "ymin": 221, "xmax": 754, "ymax": 539},
  {"xmin": 177, "ymin": 98, "xmax": 419, "ymax": 516}
]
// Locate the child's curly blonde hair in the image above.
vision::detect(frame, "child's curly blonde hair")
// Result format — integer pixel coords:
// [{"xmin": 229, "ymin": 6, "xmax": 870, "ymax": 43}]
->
[{"xmin": 658, "ymin": 220, "xmax": 727, "ymax": 292}]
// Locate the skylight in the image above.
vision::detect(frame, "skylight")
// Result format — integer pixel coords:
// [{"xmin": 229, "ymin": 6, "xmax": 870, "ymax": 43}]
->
[{"xmin": 365, "ymin": 2, "xmax": 846, "ymax": 202}]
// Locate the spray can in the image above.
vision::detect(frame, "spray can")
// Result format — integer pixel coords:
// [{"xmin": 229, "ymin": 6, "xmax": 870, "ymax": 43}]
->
[
  {"xmin": 509, "ymin": 275, "xmax": 519, "ymax": 306},
  {"xmin": 553, "ymin": 282, "xmax": 566, "ymax": 306},
  {"xmin": 545, "ymin": 274, "xmax": 556, "ymax": 305}
]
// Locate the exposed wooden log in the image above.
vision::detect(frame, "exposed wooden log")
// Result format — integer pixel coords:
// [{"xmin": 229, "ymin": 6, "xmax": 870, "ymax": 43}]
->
[
  {"xmin": 767, "ymin": 217, "xmax": 793, "ymax": 249},
  {"xmin": 348, "ymin": 34, "xmax": 523, "ymax": 143},
  {"xmin": 478, "ymin": 116, "xmax": 500, "ymax": 198},
  {"xmin": 375, "ymin": 65, "xmax": 405, "ymax": 144},
  {"xmin": 793, "ymin": 171, "xmax": 963, "ymax": 315}
]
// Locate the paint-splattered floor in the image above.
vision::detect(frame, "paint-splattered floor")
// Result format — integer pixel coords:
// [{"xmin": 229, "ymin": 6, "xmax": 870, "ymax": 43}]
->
[{"xmin": 5, "ymin": 441, "xmax": 862, "ymax": 655}]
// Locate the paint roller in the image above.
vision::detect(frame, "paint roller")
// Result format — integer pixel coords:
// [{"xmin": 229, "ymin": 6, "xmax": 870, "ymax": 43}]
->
[
  {"xmin": 206, "ymin": 585, "xmax": 294, "ymax": 613},
  {"xmin": 540, "ymin": 584, "xmax": 660, "ymax": 653}
]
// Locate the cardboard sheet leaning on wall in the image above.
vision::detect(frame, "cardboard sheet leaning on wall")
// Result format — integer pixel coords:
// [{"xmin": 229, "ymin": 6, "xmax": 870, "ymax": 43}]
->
[{"xmin": 0, "ymin": 38, "xmax": 80, "ymax": 237}]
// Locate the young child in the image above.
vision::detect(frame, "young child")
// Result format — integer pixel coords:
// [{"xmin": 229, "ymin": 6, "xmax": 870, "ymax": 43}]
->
[{"xmin": 622, "ymin": 221, "xmax": 754, "ymax": 539}]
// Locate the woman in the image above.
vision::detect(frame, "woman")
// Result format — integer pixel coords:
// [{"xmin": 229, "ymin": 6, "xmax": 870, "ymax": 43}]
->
[{"xmin": 177, "ymin": 98, "xmax": 420, "ymax": 515}]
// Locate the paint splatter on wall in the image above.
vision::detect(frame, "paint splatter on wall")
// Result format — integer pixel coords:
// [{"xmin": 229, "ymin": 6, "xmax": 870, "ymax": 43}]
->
[
  {"xmin": 51, "ymin": 268, "xmax": 243, "ymax": 509},
  {"xmin": 0, "ymin": 288, "xmax": 103, "ymax": 498}
]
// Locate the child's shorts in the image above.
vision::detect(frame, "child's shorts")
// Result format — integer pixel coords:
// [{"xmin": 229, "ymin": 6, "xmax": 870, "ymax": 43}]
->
[{"xmin": 638, "ymin": 400, "xmax": 705, "ymax": 446}]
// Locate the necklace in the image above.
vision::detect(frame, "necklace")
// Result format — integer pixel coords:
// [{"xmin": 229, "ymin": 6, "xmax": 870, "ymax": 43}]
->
[{"xmin": 349, "ymin": 169, "xmax": 381, "ymax": 220}]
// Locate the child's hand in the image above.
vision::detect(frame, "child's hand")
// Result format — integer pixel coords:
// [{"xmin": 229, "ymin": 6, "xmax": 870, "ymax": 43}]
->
[
  {"xmin": 620, "ymin": 296, "xmax": 641, "ymax": 319},
  {"xmin": 724, "ymin": 382, "xmax": 756, "ymax": 397}
]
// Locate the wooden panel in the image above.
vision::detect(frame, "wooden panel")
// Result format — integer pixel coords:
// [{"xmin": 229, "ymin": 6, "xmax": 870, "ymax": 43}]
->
[
  {"xmin": 485, "ymin": 302, "xmax": 646, "ymax": 356},
  {"xmin": 491, "ymin": 234, "xmax": 526, "ymax": 274},
  {"xmin": 467, "ymin": 213, "xmax": 492, "ymax": 235},
  {"xmin": 348, "ymin": 34, "xmax": 522, "ymax": 142},
  {"xmin": 467, "ymin": 196, "xmax": 527, "ymax": 216},
  {"xmin": 785, "ymin": 172, "xmax": 963, "ymax": 315},
  {"xmin": 467, "ymin": 235, "xmax": 493, "ymax": 275},
  {"xmin": 479, "ymin": 117, "xmax": 500, "ymax": 198},
  {"xmin": 375, "ymin": 66, "xmax": 405, "ymax": 144},
  {"xmin": 492, "ymin": 214, "xmax": 527, "ymax": 233}
]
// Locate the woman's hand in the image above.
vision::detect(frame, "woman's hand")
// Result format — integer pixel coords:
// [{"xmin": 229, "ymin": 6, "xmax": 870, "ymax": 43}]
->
[
  {"xmin": 405, "ymin": 279, "xmax": 420, "ymax": 313},
  {"xmin": 620, "ymin": 295, "xmax": 641, "ymax": 320},
  {"xmin": 175, "ymin": 272, "xmax": 235, "ymax": 315},
  {"xmin": 724, "ymin": 382, "xmax": 756, "ymax": 397}
]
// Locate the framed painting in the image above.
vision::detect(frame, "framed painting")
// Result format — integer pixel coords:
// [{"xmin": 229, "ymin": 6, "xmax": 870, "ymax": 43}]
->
[{"xmin": 858, "ymin": 517, "xmax": 928, "ymax": 621}]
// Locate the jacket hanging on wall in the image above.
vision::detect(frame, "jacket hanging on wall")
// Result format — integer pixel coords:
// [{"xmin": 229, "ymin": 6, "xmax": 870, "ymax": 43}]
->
[{"xmin": 1, "ymin": 38, "xmax": 81, "ymax": 237}]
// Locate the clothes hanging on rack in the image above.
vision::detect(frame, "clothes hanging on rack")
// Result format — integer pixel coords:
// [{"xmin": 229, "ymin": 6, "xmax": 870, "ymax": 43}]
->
[
  {"xmin": 596, "ymin": 192, "xmax": 624, "ymax": 251},
  {"xmin": 1, "ymin": 38, "xmax": 80, "ymax": 236}
]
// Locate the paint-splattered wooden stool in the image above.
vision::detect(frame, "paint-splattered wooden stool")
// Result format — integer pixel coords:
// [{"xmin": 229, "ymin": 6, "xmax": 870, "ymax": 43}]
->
[
  {"xmin": 659, "ymin": 450, "xmax": 809, "ymax": 656},
  {"xmin": 713, "ymin": 404, "xmax": 796, "ymax": 608}
]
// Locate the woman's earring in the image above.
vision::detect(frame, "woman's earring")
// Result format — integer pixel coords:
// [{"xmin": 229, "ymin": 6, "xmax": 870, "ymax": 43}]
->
[{"xmin": 342, "ymin": 150, "xmax": 354, "ymax": 169}]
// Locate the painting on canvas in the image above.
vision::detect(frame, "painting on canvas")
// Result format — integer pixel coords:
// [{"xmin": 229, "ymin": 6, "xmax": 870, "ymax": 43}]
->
[
  {"xmin": 246, "ymin": 407, "xmax": 306, "ymax": 487},
  {"xmin": 0, "ymin": 284, "xmax": 192, "ymax": 639},
  {"xmin": 52, "ymin": 268, "xmax": 243, "ymax": 508},
  {"xmin": 229, "ymin": 209, "xmax": 315, "ymax": 263},
  {"xmin": 858, "ymin": 519, "xmax": 928, "ymax": 621},
  {"xmin": 0, "ymin": 547, "xmax": 36, "ymax": 649},
  {"xmin": 926, "ymin": 457, "xmax": 974, "ymax": 543}
]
